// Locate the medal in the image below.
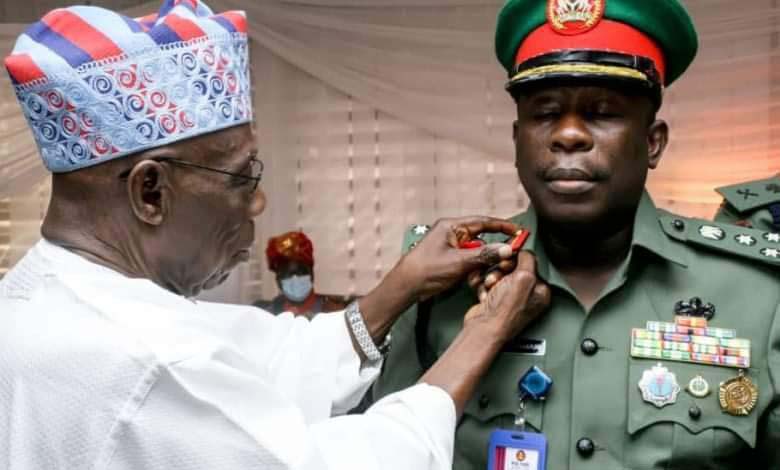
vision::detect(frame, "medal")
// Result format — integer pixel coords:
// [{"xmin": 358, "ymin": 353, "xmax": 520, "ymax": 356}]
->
[
  {"xmin": 686, "ymin": 375, "xmax": 710, "ymax": 398},
  {"xmin": 630, "ymin": 297, "xmax": 751, "ymax": 369},
  {"xmin": 638, "ymin": 363, "xmax": 680, "ymax": 408},
  {"xmin": 719, "ymin": 370, "xmax": 758, "ymax": 416}
]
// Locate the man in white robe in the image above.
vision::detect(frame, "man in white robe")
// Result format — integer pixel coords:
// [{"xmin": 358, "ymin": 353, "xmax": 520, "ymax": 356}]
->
[{"xmin": 0, "ymin": 1, "xmax": 550, "ymax": 469}]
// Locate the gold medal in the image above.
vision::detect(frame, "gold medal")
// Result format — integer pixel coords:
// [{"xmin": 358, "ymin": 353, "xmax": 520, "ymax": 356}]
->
[{"xmin": 719, "ymin": 370, "xmax": 758, "ymax": 416}]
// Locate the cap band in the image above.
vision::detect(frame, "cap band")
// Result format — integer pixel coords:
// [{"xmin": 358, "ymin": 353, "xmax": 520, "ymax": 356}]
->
[
  {"xmin": 515, "ymin": 19, "xmax": 666, "ymax": 84},
  {"xmin": 512, "ymin": 63, "xmax": 647, "ymax": 83}
]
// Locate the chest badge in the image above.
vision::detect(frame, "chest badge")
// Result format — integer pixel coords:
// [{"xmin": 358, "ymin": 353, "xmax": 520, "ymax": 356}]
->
[
  {"xmin": 686, "ymin": 375, "xmax": 711, "ymax": 398},
  {"xmin": 719, "ymin": 370, "xmax": 758, "ymax": 416},
  {"xmin": 547, "ymin": 0, "xmax": 605, "ymax": 35},
  {"xmin": 638, "ymin": 363, "xmax": 681, "ymax": 408}
]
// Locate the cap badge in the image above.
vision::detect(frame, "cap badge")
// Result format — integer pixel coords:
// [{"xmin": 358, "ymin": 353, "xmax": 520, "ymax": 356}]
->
[{"xmin": 547, "ymin": 0, "xmax": 605, "ymax": 36}]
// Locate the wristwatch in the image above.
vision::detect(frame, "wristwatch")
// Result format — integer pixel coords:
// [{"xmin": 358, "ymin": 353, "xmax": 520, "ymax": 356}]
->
[{"xmin": 345, "ymin": 300, "xmax": 392, "ymax": 362}]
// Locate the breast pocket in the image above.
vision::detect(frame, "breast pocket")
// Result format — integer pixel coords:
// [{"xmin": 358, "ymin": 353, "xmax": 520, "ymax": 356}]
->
[
  {"xmin": 625, "ymin": 359, "xmax": 763, "ymax": 470},
  {"xmin": 454, "ymin": 353, "xmax": 546, "ymax": 470}
]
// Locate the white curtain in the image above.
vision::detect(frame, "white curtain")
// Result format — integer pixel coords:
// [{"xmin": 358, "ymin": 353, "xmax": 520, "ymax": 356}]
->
[{"xmin": 2, "ymin": 0, "xmax": 780, "ymax": 301}]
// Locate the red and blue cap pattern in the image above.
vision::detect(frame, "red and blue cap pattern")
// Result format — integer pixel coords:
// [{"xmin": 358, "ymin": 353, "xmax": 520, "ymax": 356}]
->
[{"xmin": 4, "ymin": 0, "xmax": 251, "ymax": 173}]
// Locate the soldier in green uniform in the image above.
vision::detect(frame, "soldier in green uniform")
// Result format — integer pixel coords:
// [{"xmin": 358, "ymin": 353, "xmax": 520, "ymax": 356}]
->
[
  {"xmin": 373, "ymin": 1, "xmax": 780, "ymax": 469},
  {"xmin": 714, "ymin": 174, "xmax": 780, "ymax": 232}
]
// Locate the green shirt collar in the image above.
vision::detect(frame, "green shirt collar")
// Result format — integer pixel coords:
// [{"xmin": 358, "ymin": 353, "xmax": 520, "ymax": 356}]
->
[
  {"xmin": 512, "ymin": 190, "xmax": 689, "ymax": 284},
  {"xmin": 632, "ymin": 191, "xmax": 689, "ymax": 268}
]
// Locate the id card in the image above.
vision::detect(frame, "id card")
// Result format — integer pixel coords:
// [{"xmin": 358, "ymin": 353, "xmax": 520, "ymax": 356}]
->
[{"xmin": 487, "ymin": 429, "xmax": 546, "ymax": 470}]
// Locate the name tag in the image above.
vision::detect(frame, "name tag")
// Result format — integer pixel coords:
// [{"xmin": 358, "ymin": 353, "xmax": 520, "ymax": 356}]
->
[
  {"xmin": 504, "ymin": 338, "xmax": 546, "ymax": 356},
  {"xmin": 488, "ymin": 430, "xmax": 547, "ymax": 470}
]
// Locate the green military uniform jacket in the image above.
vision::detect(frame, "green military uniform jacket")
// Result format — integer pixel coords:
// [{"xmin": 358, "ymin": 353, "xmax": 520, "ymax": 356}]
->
[
  {"xmin": 373, "ymin": 192, "xmax": 780, "ymax": 470},
  {"xmin": 714, "ymin": 175, "xmax": 780, "ymax": 232}
]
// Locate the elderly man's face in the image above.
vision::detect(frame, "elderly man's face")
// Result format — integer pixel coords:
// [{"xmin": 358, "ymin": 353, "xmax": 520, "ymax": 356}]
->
[
  {"xmin": 512, "ymin": 85, "xmax": 667, "ymax": 232},
  {"xmin": 148, "ymin": 124, "xmax": 265, "ymax": 296}
]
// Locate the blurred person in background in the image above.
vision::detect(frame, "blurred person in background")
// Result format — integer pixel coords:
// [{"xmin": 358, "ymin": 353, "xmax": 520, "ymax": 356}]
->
[{"xmin": 256, "ymin": 231, "xmax": 348, "ymax": 317}]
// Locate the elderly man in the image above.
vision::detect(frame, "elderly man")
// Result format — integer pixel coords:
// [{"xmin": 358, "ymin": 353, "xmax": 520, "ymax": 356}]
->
[
  {"xmin": 0, "ymin": 1, "xmax": 550, "ymax": 469},
  {"xmin": 374, "ymin": 1, "xmax": 780, "ymax": 469}
]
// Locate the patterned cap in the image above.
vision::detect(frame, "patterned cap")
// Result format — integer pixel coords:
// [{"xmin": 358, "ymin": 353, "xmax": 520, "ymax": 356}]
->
[
  {"xmin": 266, "ymin": 232, "xmax": 315, "ymax": 272},
  {"xmin": 4, "ymin": 0, "xmax": 252, "ymax": 173}
]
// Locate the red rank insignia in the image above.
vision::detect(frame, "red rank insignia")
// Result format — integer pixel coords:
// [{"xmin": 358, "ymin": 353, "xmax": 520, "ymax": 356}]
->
[{"xmin": 547, "ymin": 0, "xmax": 605, "ymax": 36}]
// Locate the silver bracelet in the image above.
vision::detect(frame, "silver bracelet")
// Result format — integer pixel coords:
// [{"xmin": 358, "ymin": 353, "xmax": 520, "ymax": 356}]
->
[{"xmin": 346, "ymin": 300, "xmax": 391, "ymax": 362}]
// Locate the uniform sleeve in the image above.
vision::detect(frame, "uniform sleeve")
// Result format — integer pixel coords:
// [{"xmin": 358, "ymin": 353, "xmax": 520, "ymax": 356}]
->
[
  {"xmin": 758, "ymin": 300, "xmax": 780, "ymax": 468},
  {"xmin": 757, "ymin": 300, "xmax": 780, "ymax": 466},
  {"xmin": 105, "ymin": 353, "xmax": 455, "ymax": 470}
]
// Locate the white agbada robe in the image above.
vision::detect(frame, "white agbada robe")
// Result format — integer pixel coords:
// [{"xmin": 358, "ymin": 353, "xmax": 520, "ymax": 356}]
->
[{"xmin": 0, "ymin": 240, "xmax": 456, "ymax": 470}]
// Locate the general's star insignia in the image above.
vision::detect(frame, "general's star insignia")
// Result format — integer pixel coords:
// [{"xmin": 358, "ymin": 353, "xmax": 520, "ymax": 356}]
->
[
  {"xmin": 761, "ymin": 248, "xmax": 780, "ymax": 259},
  {"xmin": 699, "ymin": 225, "xmax": 726, "ymax": 241},
  {"xmin": 764, "ymin": 232, "xmax": 780, "ymax": 243},
  {"xmin": 735, "ymin": 234, "xmax": 757, "ymax": 246},
  {"xmin": 412, "ymin": 224, "xmax": 430, "ymax": 236}
]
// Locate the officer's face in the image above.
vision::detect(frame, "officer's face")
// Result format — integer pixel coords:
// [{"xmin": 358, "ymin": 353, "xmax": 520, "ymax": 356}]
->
[{"xmin": 513, "ymin": 85, "xmax": 668, "ymax": 232}]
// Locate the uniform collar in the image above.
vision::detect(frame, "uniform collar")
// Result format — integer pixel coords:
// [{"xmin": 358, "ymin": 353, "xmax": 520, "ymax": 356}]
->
[
  {"xmin": 632, "ymin": 191, "xmax": 689, "ymax": 268},
  {"xmin": 513, "ymin": 190, "xmax": 688, "ymax": 284}
]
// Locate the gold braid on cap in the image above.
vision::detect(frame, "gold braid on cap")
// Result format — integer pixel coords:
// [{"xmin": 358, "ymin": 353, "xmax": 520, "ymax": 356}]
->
[{"xmin": 510, "ymin": 63, "xmax": 649, "ymax": 83}]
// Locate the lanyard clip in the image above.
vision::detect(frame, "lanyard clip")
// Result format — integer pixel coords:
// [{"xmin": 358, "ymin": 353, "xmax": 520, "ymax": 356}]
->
[{"xmin": 514, "ymin": 366, "xmax": 553, "ymax": 431}]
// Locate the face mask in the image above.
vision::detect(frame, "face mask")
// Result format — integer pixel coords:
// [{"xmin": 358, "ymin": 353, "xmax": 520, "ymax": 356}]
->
[{"xmin": 280, "ymin": 274, "xmax": 313, "ymax": 303}]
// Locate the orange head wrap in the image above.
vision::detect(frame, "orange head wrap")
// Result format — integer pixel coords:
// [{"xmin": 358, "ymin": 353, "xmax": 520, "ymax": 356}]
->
[{"xmin": 266, "ymin": 231, "xmax": 314, "ymax": 272}]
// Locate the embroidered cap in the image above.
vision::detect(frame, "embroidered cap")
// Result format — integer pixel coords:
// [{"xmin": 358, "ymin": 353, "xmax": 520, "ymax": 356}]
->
[{"xmin": 4, "ymin": 0, "xmax": 252, "ymax": 173}]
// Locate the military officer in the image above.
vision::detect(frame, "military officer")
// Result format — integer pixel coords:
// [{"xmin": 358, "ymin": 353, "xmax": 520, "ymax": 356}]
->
[
  {"xmin": 373, "ymin": 1, "xmax": 780, "ymax": 469},
  {"xmin": 714, "ymin": 174, "xmax": 780, "ymax": 232}
]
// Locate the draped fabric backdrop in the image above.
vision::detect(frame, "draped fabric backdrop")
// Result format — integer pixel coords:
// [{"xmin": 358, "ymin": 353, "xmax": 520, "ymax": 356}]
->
[{"xmin": 1, "ymin": 0, "xmax": 779, "ymax": 303}]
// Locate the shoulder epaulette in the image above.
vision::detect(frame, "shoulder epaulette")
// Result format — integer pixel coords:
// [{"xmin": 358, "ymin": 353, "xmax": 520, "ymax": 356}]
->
[
  {"xmin": 715, "ymin": 175, "xmax": 780, "ymax": 214},
  {"xmin": 659, "ymin": 214, "xmax": 780, "ymax": 266},
  {"xmin": 402, "ymin": 224, "xmax": 431, "ymax": 254}
]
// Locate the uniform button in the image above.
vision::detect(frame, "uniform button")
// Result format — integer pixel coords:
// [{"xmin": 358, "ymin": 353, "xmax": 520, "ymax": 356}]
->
[
  {"xmin": 478, "ymin": 394, "xmax": 490, "ymax": 409},
  {"xmin": 689, "ymin": 405, "xmax": 702, "ymax": 420},
  {"xmin": 576, "ymin": 438, "xmax": 595, "ymax": 458},
  {"xmin": 580, "ymin": 338, "xmax": 599, "ymax": 356},
  {"xmin": 673, "ymin": 219, "xmax": 685, "ymax": 231}
]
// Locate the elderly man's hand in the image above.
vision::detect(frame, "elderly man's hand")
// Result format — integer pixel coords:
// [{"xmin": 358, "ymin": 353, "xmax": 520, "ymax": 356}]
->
[
  {"xmin": 395, "ymin": 216, "xmax": 519, "ymax": 303},
  {"xmin": 463, "ymin": 251, "xmax": 550, "ymax": 344}
]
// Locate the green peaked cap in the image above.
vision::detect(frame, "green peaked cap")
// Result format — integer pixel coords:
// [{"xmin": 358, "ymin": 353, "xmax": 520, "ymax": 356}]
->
[{"xmin": 495, "ymin": 0, "xmax": 699, "ymax": 86}]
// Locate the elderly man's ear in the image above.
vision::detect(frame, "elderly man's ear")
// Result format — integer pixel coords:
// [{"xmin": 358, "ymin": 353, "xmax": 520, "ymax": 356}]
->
[{"xmin": 126, "ymin": 160, "xmax": 172, "ymax": 226}]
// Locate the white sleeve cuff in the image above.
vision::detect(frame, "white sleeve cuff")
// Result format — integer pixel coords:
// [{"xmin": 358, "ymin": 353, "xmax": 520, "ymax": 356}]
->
[
  {"xmin": 310, "ymin": 383, "xmax": 456, "ymax": 470},
  {"xmin": 313, "ymin": 310, "xmax": 382, "ymax": 416}
]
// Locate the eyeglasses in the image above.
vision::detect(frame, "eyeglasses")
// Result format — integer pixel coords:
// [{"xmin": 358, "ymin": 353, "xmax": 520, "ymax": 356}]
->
[{"xmin": 119, "ymin": 156, "xmax": 264, "ymax": 192}]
